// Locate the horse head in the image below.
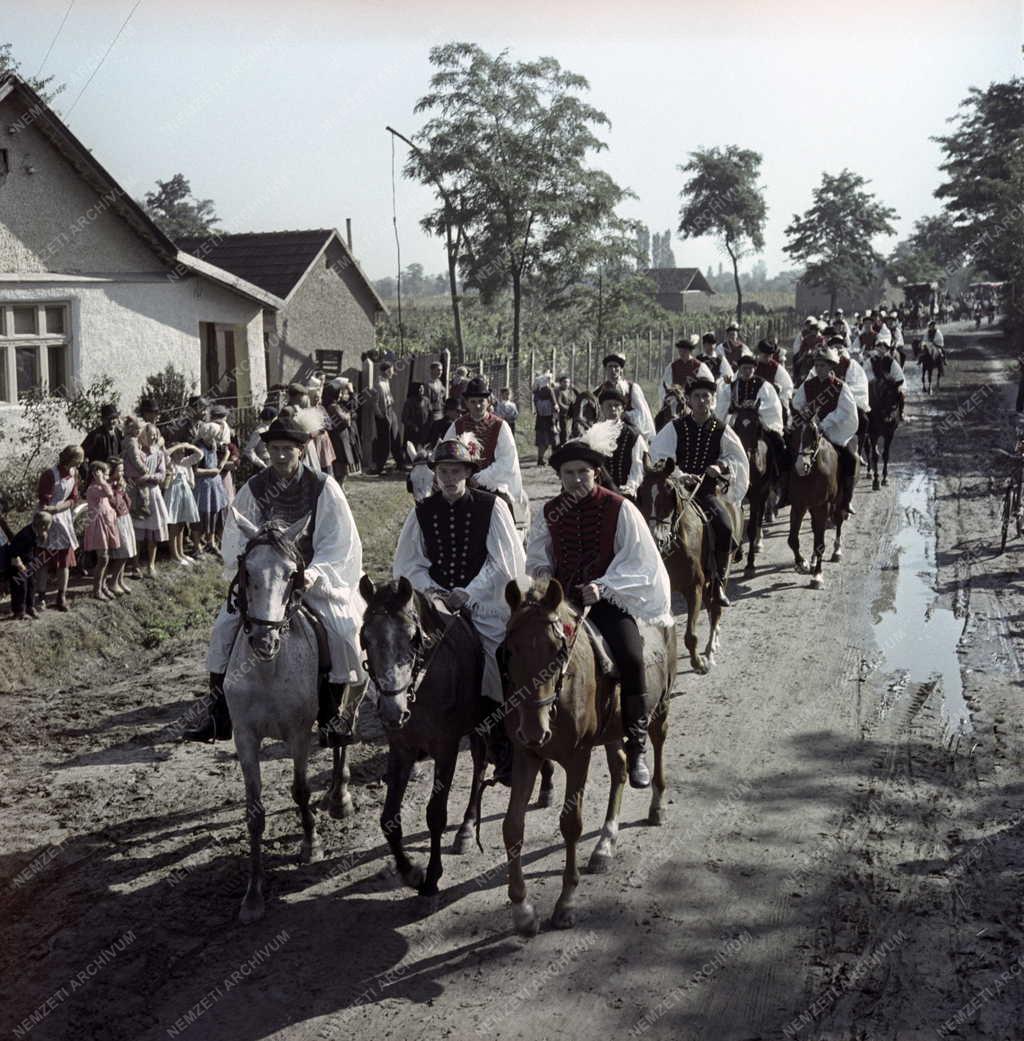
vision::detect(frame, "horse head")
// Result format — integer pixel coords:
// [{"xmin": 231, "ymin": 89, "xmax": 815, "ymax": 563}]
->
[
  {"xmin": 231, "ymin": 509, "xmax": 308, "ymax": 662},
  {"xmin": 637, "ymin": 459, "xmax": 684, "ymax": 553},
  {"xmin": 503, "ymin": 578, "xmax": 573, "ymax": 748},
  {"xmin": 733, "ymin": 406, "xmax": 764, "ymax": 451},
  {"xmin": 789, "ymin": 413, "xmax": 822, "ymax": 478},
  {"xmin": 358, "ymin": 574, "xmax": 424, "ymax": 731}
]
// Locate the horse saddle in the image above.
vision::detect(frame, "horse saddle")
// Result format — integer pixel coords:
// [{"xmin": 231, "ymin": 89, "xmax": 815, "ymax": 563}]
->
[
  {"xmin": 580, "ymin": 617, "xmax": 619, "ymax": 679},
  {"xmin": 297, "ymin": 603, "xmax": 331, "ymax": 675}
]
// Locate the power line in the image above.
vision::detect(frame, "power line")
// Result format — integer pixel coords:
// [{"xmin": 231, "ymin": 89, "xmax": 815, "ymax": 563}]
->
[
  {"xmin": 65, "ymin": 0, "xmax": 145, "ymax": 118},
  {"xmin": 36, "ymin": 0, "xmax": 76, "ymax": 78}
]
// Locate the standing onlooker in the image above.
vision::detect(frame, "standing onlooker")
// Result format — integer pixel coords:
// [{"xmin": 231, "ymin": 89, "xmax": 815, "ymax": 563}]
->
[
  {"xmin": 139, "ymin": 397, "xmax": 161, "ymax": 432},
  {"xmin": 36, "ymin": 445, "xmax": 84, "ymax": 612},
  {"xmin": 532, "ymin": 373, "xmax": 558, "ymax": 466},
  {"xmin": 165, "ymin": 443, "xmax": 203, "ymax": 566},
  {"xmin": 3, "ymin": 512, "xmax": 52, "ymax": 619},
  {"xmin": 322, "ymin": 380, "xmax": 358, "ymax": 486},
  {"xmin": 450, "ymin": 365, "xmax": 470, "ymax": 407},
  {"xmin": 425, "ymin": 360, "xmax": 447, "ymax": 425},
  {"xmin": 401, "ymin": 383, "xmax": 431, "ymax": 450},
  {"xmin": 107, "ymin": 459, "xmax": 135, "ymax": 596},
  {"xmin": 306, "ymin": 379, "xmax": 337, "ymax": 475},
  {"xmin": 370, "ymin": 360, "xmax": 401, "ymax": 474},
  {"xmin": 81, "ymin": 403, "xmax": 123, "ymax": 464},
  {"xmin": 242, "ymin": 404, "xmax": 278, "ymax": 471},
  {"xmin": 424, "ymin": 396, "xmax": 459, "ymax": 449},
  {"xmin": 553, "ymin": 375, "xmax": 576, "ymax": 444},
  {"xmin": 493, "ymin": 387, "xmax": 519, "ymax": 434},
  {"xmin": 193, "ymin": 422, "xmax": 228, "ymax": 555},
  {"xmin": 131, "ymin": 423, "xmax": 170, "ymax": 576},
  {"xmin": 83, "ymin": 460, "xmax": 120, "ymax": 599}
]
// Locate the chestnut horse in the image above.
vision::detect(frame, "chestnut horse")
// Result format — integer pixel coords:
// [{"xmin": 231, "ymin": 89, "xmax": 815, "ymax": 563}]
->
[
  {"xmin": 732, "ymin": 406, "xmax": 773, "ymax": 573},
  {"xmin": 500, "ymin": 578, "xmax": 676, "ymax": 936},
  {"xmin": 786, "ymin": 415, "xmax": 846, "ymax": 588},
  {"xmin": 636, "ymin": 460, "xmax": 736, "ymax": 672}
]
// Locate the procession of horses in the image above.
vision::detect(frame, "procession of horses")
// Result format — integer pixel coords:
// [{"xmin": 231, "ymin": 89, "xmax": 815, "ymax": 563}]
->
[{"xmin": 193, "ymin": 311, "xmax": 921, "ymax": 937}]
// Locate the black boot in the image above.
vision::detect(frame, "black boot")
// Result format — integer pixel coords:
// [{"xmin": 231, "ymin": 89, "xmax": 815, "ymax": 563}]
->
[
  {"xmin": 714, "ymin": 549, "xmax": 733, "ymax": 607},
  {"xmin": 485, "ymin": 721, "xmax": 514, "ymax": 786},
  {"xmin": 182, "ymin": 673, "xmax": 232, "ymax": 742},
  {"xmin": 622, "ymin": 694, "xmax": 651, "ymax": 789},
  {"xmin": 318, "ymin": 681, "xmax": 353, "ymax": 749}
]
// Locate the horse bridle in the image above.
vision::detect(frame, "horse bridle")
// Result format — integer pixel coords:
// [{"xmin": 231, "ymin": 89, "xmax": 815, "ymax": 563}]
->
[
  {"xmin": 793, "ymin": 416, "xmax": 823, "ymax": 469},
  {"xmin": 510, "ymin": 603, "xmax": 589, "ymax": 712},
  {"xmin": 227, "ymin": 532, "xmax": 306, "ymax": 634}
]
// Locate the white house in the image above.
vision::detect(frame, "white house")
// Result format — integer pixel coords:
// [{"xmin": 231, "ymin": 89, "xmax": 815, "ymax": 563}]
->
[{"xmin": 0, "ymin": 72, "xmax": 276, "ymax": 417}]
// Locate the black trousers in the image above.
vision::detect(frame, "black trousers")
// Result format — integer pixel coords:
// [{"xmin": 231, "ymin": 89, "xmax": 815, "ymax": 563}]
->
[
  {"xmin": 588, "ymin": 599, "xmax": 647, "ymax": 702},
  {"xmin": 372, "ymin": 416, "xmax": 401, "ymax": 472},
  {"xmin": 696, "ymin": 491, "xmax": 736, "ymax": 573},
  {"xmin": 8, "ymin": 569, "xmax": 33, "ymax": 615}
]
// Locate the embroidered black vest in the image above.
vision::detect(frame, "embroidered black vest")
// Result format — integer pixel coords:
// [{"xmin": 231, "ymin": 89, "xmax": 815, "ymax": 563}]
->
[
  {"xmin": 245, "ymin": 464, "xmax": 327, "ymax": 563},
  {"xmin": 607, "ymin": 424, "xmax": 640, "ymax": 490},
  {"xmin": 544, "ymin": 485, "xmax": 623, "ymax": 591},
  {"xmin": 732, "ymin": 376, "xmax": 765, "ymax": 410},
  {"xmin": 672, "ymin": 414, "xmax": 724, "ymax": 475},
  {"xmin": 416, "ymin": 488, "xmax": 496, "ymax": 590},
  {"xmin": 700, "ymin": 354, "xmax": 723, "ymax": 379}
]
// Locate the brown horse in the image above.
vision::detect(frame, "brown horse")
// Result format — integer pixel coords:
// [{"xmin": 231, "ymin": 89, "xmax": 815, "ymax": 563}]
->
[
  {"xmin": 358, "ymin": 575, "xmax": 489, "ymax": 896},
  {"xmin": 636, "ymin": 460, "xmax": 736, "ymax": 672},
  {"xmin": 786, "ymin": 416, "xmax": 845, "ymax": 588},
  {"xmin": 732, "ymin": 406, "xmax": 773, "ymax": 573},
  {"xmin": 866, "ymin": 380, "xmax": 901, "ymax": 490},
  {"xmin": 499, "ymin": 578, "xmax": 676, "ymax": 935}
]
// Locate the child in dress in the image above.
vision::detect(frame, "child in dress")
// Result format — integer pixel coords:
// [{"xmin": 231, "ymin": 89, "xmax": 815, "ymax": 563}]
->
[
  {"xmin": 193, "ymin": 422, "xmax": 227, "ymax": 557},
  {"xmin": 165, "ymin": 443, "xmax": 202, "ymax": 566},
  {"xmin": 133, "ymin": 423, "xmax": 170, "ymax": 577},
  {"xmin": 83, "ymin": 460, "xmax": 120, "ymax": 599},
  {"xmin": 107, "ymin": 459, "xmax": 135, "ymax": 596}
]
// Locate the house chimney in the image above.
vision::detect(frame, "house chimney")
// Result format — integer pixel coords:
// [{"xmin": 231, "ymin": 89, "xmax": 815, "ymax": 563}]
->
[{"xmin": 345, "ymin": 218, "xmax": 352, "ymax": 252}]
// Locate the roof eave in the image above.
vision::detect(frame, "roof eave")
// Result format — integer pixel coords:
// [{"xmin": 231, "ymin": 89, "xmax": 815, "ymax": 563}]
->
[{"xmin": 173, "ymin": 252, "xmax": 284, "ymax": 309}]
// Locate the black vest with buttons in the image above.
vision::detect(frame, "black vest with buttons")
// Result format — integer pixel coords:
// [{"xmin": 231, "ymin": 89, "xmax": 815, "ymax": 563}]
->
[
  {"xmin": 416, "ymin": 488, "xmax": 496, "ymax": 590},
  {"xmin": 672, "ymin": 414, "xmax": 725, "ymax": 475},
  {"xmin": 607, "ymin": 424, "xmax": 640, "ymax": 490}
]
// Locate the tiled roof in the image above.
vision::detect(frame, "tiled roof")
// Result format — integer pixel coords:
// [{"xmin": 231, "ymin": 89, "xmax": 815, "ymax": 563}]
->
[{"xmin": 644, "ymin": 268, "xmax": 715, "ymax": 294}]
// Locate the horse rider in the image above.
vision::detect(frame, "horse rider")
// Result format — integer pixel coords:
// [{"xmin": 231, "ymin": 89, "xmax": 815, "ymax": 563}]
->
[
  {"xmin": 698, "ymin": 332, "xmax": 735, "ymax": 387},
  {"xmin": 755, "ymin": 338, "xmax": 795, "ymax": 422},
  {"xmin": 792, "ymin": 315, "xmax": 819, "ymax": 352},
  {"xmin": 526, "ymin": 420, "xmax": 674, "ymax": 788},
  {"xmin": 865, "ymin": 339, "xmax": 907, "ymax": 418},
  {"xmin": 186, "ymin": 411, "xmax": 365, "ymax": 745},
  {"xmin": 884, "ymin": 310, "xmax": 905, "ymax": 351},
  {"xmin": 832, "ymin": 335, "xmax": 871, "ymax": 464},
  {"xmin": 729, "ymin": 350, "xmax": 787, "ymax": 482},
  {"xmin": 832, "ymin": 308, "xmax": 852, "ymax": 346},
  {"xmin": 393, "ymin": 433, "xmax": 527, "ymax": 782},
  {"xmin": 717, "ymin": 322, "xmax": 749, "ymax": 369},
  {"xmin": 444, "ymin": 375, "xmax": 529, "ymax": 526},
  {"xmin": 649, "ymin": 377, "xmax": 749, "ymax": 608},
  {"xmin": 660, "ymin": 335, "xmax": 713, "ymax": 405},
  {"xmin": 790, "ymin": 346, "xmax": 860, "ymax": 519},
  {"xmin": 596, "ymin": 387, "xmax": 646, "ymax": 497},
  {"xmin": 926, "ymin": 320, "xmax": 945, "ymax": 350},
  {"xmin": 791, "ymin": 320, "xmax": 823, "ymax": 386},
  {"xmin": 595, "ymin": 352, "xmax": 657, "ymax": 441}
]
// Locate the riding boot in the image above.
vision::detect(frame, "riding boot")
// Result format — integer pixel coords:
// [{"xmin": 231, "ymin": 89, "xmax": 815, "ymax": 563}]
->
[
  {"xmin": 622, "ymin": 694, "xmax": 651, "ymax": 789},
  {"xmin": 318, "ymin": 681, "xmax": 353, "ymax": 748},
  {"xmin": 714, "ymin": 544, "xmax": 733, "ymax": 607},
  {"xmin": 182, "ymin": 673, "xmax": 232, "ymax": 742},
  {"xmin": 485, "ymin": 721, "xmax": 514, "ymax": 787},
  {"xmin": 776, "ymin": 468, "xmax": 790, "ymax": 510}
]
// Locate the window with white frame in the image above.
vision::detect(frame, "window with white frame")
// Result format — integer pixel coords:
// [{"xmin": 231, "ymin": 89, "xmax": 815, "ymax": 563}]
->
[{"xmin": 0, "ymin": 302, "xmax": 72, "ymax": 403}]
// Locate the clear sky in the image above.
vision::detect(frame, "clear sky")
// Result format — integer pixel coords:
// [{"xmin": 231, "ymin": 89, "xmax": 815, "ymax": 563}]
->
[{"xmin": 4, "ymin": 0, "xmax": 1022, "ymax": 281}]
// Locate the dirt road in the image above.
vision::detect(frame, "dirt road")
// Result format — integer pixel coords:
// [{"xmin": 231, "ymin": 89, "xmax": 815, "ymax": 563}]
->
[{"xmin": 3, "ymin": 325, "xmax": 1023, "ymax": 1041}]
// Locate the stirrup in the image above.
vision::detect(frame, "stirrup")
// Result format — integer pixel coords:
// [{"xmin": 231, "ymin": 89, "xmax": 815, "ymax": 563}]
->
[
  {"xmin": 318, "ymin": 715, "xmax": 353, "ymax": 749},
  {"xmin": 626, "ymin": 745, "xmax": 651, "ymax": 789}
]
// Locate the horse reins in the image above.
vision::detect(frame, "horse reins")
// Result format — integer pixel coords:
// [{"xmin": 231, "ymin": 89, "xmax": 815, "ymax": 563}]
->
[{"xmin": 227, "ymin": 532, "xmax": 306, "ymax": 634}]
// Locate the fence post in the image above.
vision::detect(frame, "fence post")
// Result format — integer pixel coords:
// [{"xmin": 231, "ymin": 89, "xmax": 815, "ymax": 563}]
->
[
  {"xmin": 551, "ymin": 343, "xmax": 557, "ymax": 378},
  {"xmin": 570, "ymin": 343, "xmax": 576, "ymax": 385},
  {"xmin": 586, "ymin": 338, "xmax": 593, "ymax": 389},
  {"xmin": 528, "ymin": 348, "xmax": 535, "ymax": 408}
]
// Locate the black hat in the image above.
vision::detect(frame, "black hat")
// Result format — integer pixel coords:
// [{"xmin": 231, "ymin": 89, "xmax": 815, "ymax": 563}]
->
[
  {"xmin": 756, "ymin": 339, "xmax": 774, "ymax": 354},
  {"xmin": 100, "ymin": 403, "xmax": 118, "ymax": 419},
  {"xmin": 187, "ymin": 395, "xmax": 209, "ymax": 410},
  {"xmin": 430, "ymin": 434, "xmax": 482, "ymax": 471},
  {"xmin": 260, "ymin": 413, "xmax": 312, "ymax": 446},
  {"xmin": 827, "ymin": 335, "xmax": 846, "ymax": 349},
  {"xmin": 687, "ymin": 377, "xmax": 718, "ymax": 395},
  {"xmin": 139, "ymin": 397, "xmax": 158, "ymax": 413},
  {"xmin": 549, "ymin": 420, "xmax": 621, "ymax": 473},
  {"xmin": 701, "ymin": 332, "xmax": 717, "ymax": 344},
  {"xmin": 726, "ymin": 322, "xmax": 740, "ymax": 332},
  {"xmin": 464, "ymin": 375, "xmax": 490, "ymax": 399},
  {"xmin": 444, "ymin": 396, "xmax": 462, "ymax": 411},
  {"xmin": 675, "ymin": 335, "xmax": 698, "ymax": 350},
  {"xmin": 259, "ymin": 404, "xmax": 278, "ymax": 421},
  {"xmin": 598, "ymin": 387, "xmax": 628, "ymax": 406},
  {"xmin": 602, "ymin": 353, "xmax": 626, "ymax": 367}
]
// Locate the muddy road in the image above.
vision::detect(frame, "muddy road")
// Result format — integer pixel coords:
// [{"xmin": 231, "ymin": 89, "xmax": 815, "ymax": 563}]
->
[{"xmin": 3, "ymin": 324, "xmax": 1023, "ymax": 1041}]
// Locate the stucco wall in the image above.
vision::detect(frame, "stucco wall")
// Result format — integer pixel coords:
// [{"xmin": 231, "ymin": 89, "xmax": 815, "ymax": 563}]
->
[
  {"xmin": 266, "ymin": 238, "xmax": 378, "ymax": 383},
  {"xmin": 0, "ymin": 95, "xmax": 162, "ymax": 275}
]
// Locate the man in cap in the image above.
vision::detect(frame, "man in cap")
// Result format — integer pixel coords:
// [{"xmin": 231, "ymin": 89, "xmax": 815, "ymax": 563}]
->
[
  {"xmin": 369, "ymin": 359, "xmax": 402, "ymax": 475},
  {"xmin": 650, "ymin": 377, "xmax": 749, "ymax": 608},
  {"xmin": 865, "ymin": 337, "xmax": 907, "ymax": 417},
  {"xmin": 717, "ymin": 322, "xmax": 748, "ymax": 369},
  {"xmin": 596, "ymin": 387, "xmax": 646, "ymax": 497},
  {"xmin": 792, "ymin": 315, "xmax": 819, "ymax": 353},
  {"xmin": 660, "ymin": 335, "xmax": 714, "ymax": 405},
  {"xmin": 926, "ymin": 320, "xmax": 944, "ymax": 350},
  {"xmin": 791, "ymin": 346, "xmax": 860, "ymax": 518},
  {"xmin": 527, "ymin": 420, "xmax": 674, "ymax": 787},
  {"xmin": 444, "ymin": 375, "xmax": 529, "ymax": 525},
  {"xmin": 186, "ymin": 410, "xmax": 365, "ymax": 746},
  {"xmin": 697, "ymin": 332, "xmax": 734, "ymax": 388},
  {"xmin": 139, "ymin": 397, "xmax": 161, "ymax": 429},
  {"xmin": 833, "ymin": 309, "xmax": 852, "ymax": 345},
  {"xmin": 792, "ymin": 321, "xmax": 823, "ymax": 385},
  {"xmin": 596, "ymin": 352, "xmax": 656, "ymax": 441},
  {"xmin": 831, "ymin": 336, "xmax": 871, "ymax": 464},
  {"xmin": 755, "ymin": 339, "xmax": 795, "ymax": 416},
  {"xmin": 393, "ymin": 433, "xmax": 527, "ymax": 781},
  {"xmin": 730, "ymin": 350, "xmax": 786, "ymax": 477},
  {"xmin": 82, "ymin": 403, "xmax": 123, "ymax": 464}
]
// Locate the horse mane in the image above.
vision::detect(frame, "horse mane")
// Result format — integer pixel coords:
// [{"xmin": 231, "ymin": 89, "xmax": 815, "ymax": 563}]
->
[
  {"xmin": 363, "ymin": 579, "xmax": 450, "ymax": 644},
  {"xmin": 242, "ymin": 521, "xmax": 304, "ymax": 570},
  {"xmin": 507, "ymin": 578, "xmax": 578, "ymax": 635}
]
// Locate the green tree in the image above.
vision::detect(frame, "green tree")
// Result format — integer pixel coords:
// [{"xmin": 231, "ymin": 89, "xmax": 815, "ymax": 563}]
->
[
  {"xmin": 678, "ymin": 146, "xmax": 767, "ymax": 325},
  {"xmin": 0, "ymin": 42, "xmax": 64, "ymax": 103},
  {"xmin": 784, "ymin": 169, "xmax": 897, "ymax": 313},
  {"xmin": 409, "ymin": 42, "xmax": 628, "ymax": 392},
  {"xmin": 636, "ymin": 224, "xmax": 651, "ymax": 269},
  {"xmin": 143, "ymin": 174, "xmax": 220, "ymax": 239}
]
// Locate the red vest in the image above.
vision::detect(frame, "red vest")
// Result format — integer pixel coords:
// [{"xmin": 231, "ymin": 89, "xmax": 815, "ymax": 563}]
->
[
  {"xmin": 670, "ymin": 356, "xmax": 701, "ymax": 387},
  {"xmin": 800, "ymin": 375, "xmax": 841, "ymax": 420},
  {"xmin": 544, "ymin": 485, "xmax": 623, "ymax": 592},
  {"xmin": 755, "ymin": 357, "xmax": 779, "ymax": 384},
  {"xmin": 836, "ymin": 356, "xmax": 850, "ymax": 380},
  {"xmin": 454, "ymin": 412, "xmax": 503, "ymax": 466}
]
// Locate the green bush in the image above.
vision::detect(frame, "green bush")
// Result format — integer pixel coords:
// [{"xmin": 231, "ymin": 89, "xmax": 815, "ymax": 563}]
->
[{"xmin": 138, "ymin": 363, "xmax": 196, "ymax": 416}]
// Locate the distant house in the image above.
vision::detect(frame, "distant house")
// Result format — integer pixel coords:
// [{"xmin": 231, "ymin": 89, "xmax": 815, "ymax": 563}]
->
[
  {"xmin": 0, "ymin": 72, "xmax": 274, "ymax": 415},
  {"xmin": 177, "ymin": 229, "xmax": 388, "ymax": 386},
  {"xmin": 643, "ymin": 268, "xmax": 715, "ymax": 313},
  {"xmin": 795, "ymin": 271, "xmax": 901, "ymax": 315}
]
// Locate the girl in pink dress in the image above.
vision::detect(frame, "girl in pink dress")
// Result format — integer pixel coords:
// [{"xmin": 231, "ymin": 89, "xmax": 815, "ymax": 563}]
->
[
  {"xmin": 107, "ymin": 459, "xmax": 135, "ymax": 596},
  {"xmin": 83, "ymin": 461, "xmax": 120, "ymax": 600}
]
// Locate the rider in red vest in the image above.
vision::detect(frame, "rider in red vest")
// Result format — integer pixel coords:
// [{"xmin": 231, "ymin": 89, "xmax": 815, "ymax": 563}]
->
[{"xmin": 660, "ymin": 336, "xmax": 713, "ymax": 405}]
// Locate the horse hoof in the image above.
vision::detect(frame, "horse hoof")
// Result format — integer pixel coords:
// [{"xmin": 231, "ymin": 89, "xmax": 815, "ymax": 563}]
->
[
  {"xmin": 809, "ymin": 576, "xmax": 823, "ymax": 589},
  {"xmin": 830, "ymin": 551, "xmax": 842, "ymax": 563},
  {"xmin": 754, "ymin": 538, "xmax": 764, "ymax": 552},
  {"xmin": 512, "ymin": 901, "xmax": 540, "ymax": 937},
  {"xmin": 587, "ymin": 851, "xmax": 613, "ymax": 875},
  {"xmin": 744, "ymin": 562, "xmax": 756, "ymax": 574},
  {"xmin": 299, "ymin": 840, "xmax": 324, "ymax": 865},
  {"xmin": 417, "ymin": 880, "xmax": 440, "ymax": 898},
  {"xmin": 704, "ymin": 654, "xmax": 716, "ymax": 669},
  {"xmin": 536, "ymin": 787, "xmax": 555, "ymax": 810},
  {"xmin": 452, "ymin": 826, "xmax": 474, "ymax": 854},
  {"xmin": 551, "ymin": 905, "xmax": 577, "ymax": 930},
  {"xmin": 647, "ymin": 806, "xmax": 665, "ymax": 827},
  {"xmin": 328, "ymin": 795, "xmax": 354, "ymax": 821},
  {"xmin": 691, "ymin": 656, "xmax": 709, "ymax": 675},
  {"xmin": 882, "ymin": 478, "xmax": 888, "ymax": 486},
  {"xmin": 400, "ymin": 862, "xmax": 425, "ymax": 889},
  {"xmin": 238, "ymin": 898, "xmax": 265, "ymax": 925},
  {"xmin": 794, "ymin": 562, "xmax": 809, "ymax": 575},
  {"xmin": 732, "ymin": 549, "xmax": 744, "ymax": 564}
]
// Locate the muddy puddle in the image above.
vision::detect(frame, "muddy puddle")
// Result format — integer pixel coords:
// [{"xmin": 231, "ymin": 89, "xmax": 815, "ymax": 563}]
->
[{"xmin": 871, "ymin": 470, "xmax": 973, "ymax": 741}]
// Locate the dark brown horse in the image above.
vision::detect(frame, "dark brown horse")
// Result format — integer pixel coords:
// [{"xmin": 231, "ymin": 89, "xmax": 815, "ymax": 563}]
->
[
  {"xmin": 732, "ymin": 406, "xmax": 773, "ymax": 573},
  {"xmin": 866, "ymin": 380, "xmax": 901, "ymax": 490},
  {"xmin": 358, "ymin": 575, "xmax": 488, "ymax": 896},
  {"xmin": 500, "ymin": 578, "xmax": 676, "ymax": 935},
  {"xmin": 786, "ymin": 415, "xmax": 845, "ymax": 588},
  {"xmin": 918, "ymin": 344, "xmax": 944, "ymax": 393},
  {"xmin": 637, "ymin": 460, "xmax": 736, "ymax": 672}
]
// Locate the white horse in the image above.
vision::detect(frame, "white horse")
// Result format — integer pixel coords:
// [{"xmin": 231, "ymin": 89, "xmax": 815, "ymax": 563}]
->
[{"xmin": 225, "ymin": 511, "xmax": 356, "ymax": 923}]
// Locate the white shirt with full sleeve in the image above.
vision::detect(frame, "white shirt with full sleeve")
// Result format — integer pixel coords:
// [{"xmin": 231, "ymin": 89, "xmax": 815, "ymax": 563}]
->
[
  {"xmin": 208, "ymin": 472, "xmax": 365, "ymax": 684},
  {"xmin": 768, "ymin": 362, "xmax": 795, "ymax": 408},
  {"xmin": 443, "ymin": 418, "xmax": 529, "ymax": 525},
  {"xmin": 649, "ymin": 417, "xmax": 750, "ymax": 508},
  {"xmin": 791, "ymin": 377, "xmax": 859, "ymax": 447},
  {"xmin": 927, "ymin": 329, "xmax": 945, "ymax": 348},
  {"xmin": 840, "ymin": 355, "xmax": 871, "ymax": 412},
  {"xmin": 525, "ymin": 494, "xmax": 674, "ymax": 628},
  {"xmin": 611, "ymin": 379, "xmax": 656, "ymax": 442},
  {"xmin": 660, "ymin": 360, "xmax": 713, "ymax": 402},
  {"xmin": 393, "ymin": 493, "xmax": 526, "ymax": 701},
  {"xmin": 731, "ymin": 379, "xmax": 784, "ymax": 435},
  {"xmin": 865, "ymin": 354, "xmax": 906, "ymax": 387},
  {"xmin": 621, "ymin": 432, "xmax": 648, "ymax": 497}
]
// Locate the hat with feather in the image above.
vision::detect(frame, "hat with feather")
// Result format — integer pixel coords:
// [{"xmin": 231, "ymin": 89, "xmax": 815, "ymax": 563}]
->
[
  {"xmin": 549, "ymin": 419, "xmax": 621, "ymax": 472},
  {"xmin": 430, "ymin": 431, "xmax": 483, "ymax": 470}
]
